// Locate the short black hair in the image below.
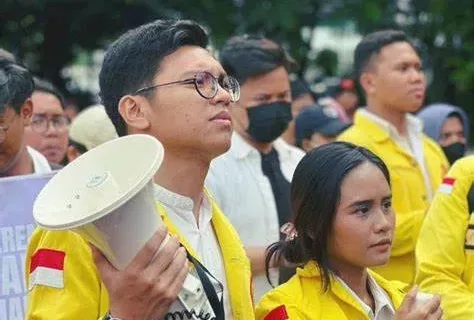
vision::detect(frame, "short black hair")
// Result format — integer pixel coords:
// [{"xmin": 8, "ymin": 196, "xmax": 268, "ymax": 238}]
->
[
  {"xmin": 99, "ymin": 19, "xmax": 209, "ymax": 137},
  {"xmin": 219, "ymin": 35, "xmax": 296, "ymax": 85},
  {"xmin": 354, "ymin": 30, "xmax": 412, "ymax": 80},
  {"xmin": 33, "ymin": 77, "xmax": 65, "ymax": 108},
  {"xmin": 0, "ymin": 59, "xmax": 34, "ymax": 114},
  {"xmin": 265, "ymin": 142, "xmax": 390, "ymax": 291}
]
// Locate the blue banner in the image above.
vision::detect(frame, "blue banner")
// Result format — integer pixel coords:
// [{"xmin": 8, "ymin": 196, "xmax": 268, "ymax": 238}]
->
[{"xmin": 0, "ymin": 172, "xmax": 55, "ymax": 320}]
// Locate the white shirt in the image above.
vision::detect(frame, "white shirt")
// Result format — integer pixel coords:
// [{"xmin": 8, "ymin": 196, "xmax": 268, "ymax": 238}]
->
[
  {"xmin": 205, "ymin": 133, "xmax": 305, "ymax": 301},
  {"xmin": 358, "ymin": 109, "xmax": 433, "ymax": 200},
  {"xmin": 27, "ymin": 146, "xmax": 52, "ymax": 174},
  {"xmin": 336, "ymin": 274, "xmax": 396, "ymax": 320},
  {"xmin": 154, "ymin": 184, "xmax": 233, "ymax": 319}
]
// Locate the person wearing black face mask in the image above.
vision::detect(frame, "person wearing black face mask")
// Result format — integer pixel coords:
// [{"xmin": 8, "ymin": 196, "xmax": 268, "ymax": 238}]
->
[
  {"xmin": 206, "ymin": 35, "xmax": 306, "ymax": 302},
  {"xmin": 418, "ymin": 103, "xmax": 469, "ymax": 165}
]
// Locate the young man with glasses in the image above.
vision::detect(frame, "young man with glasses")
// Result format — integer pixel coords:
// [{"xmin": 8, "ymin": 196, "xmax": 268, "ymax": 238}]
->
[
  {"xmin": 26, "ymin": 20, "xmax": 254, "ymax": 320},
  {"xmin": 24, "ymin": 78, "xmax": 69, "ymax": 166},
  {"xmin": 0, "ymin": 57, "xmax": 54, "ymax": 177}
]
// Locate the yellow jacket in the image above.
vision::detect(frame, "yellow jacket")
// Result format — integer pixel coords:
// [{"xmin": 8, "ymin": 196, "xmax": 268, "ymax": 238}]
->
[
  {"xmin": 416, "ymin": 156, "xmax": 474, "ymax": 319},
  {"xmin": 25, "ymin": 197, "xmax": 254, "ymax": 320},
  {"xmin": 255, "ymin": 261, "xmax": 406, "ymax": 320},
  {"xmin": 338, "ymin": 111, "xmax": 448, "ymax": 283}
]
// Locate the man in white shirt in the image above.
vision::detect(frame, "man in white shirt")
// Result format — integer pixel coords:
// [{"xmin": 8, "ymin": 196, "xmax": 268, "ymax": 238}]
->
[
  {"xmin": 0, "ymin": 57, "xmax": 53, "ymax": 178},
  {"xmin": 26, "ymin": 20, "xmax": 254, "ymax": 320},
  {"xmin": 206, "ymin": 35, "xmax": 305, "ymax": 301}
]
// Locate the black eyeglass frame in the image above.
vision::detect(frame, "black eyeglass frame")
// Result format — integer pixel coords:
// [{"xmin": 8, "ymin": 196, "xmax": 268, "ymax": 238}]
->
[{"xmin": 133, "ymin": 71, "xmax": 240, "ymax": 102}]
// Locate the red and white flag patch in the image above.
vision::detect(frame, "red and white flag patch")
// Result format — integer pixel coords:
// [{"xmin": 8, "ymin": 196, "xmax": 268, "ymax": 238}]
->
[
  {"xmin": 438, "ymin": 177, "xmax": 456, "ymax": 194},
  {"xmin": 264, "ymin": 305, "xmax": 289, "ymax": 320},
  {"xmin": 29, "ymin": 249, "xmax": 65, "ymax": 290}
]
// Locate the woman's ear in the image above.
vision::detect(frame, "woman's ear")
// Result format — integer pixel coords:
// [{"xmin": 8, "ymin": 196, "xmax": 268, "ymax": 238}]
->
[{"xmin": 118, "ymin": 95, "xmax": 151, "ymax": 133}]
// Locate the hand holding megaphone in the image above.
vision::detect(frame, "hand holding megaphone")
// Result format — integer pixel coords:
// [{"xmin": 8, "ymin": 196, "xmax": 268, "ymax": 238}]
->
[{"xmin": 91, "ymin": 226, "xmax": 189, "ymax": 320}]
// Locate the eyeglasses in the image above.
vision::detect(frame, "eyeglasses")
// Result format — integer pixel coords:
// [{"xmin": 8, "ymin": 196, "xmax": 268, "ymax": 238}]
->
[
  {"xmin": 30, "ymin": 114, "xmax": 70, "ymax": 134},
  {"xmin": 134, "ymin": 71, "xmax": 240, "ymax": 102}
]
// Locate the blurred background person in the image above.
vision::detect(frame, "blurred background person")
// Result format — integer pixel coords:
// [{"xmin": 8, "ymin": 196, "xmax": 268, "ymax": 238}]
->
[
  {"xmin": 24, "ymin": 78, "xmax": 69, "ymax": 166},
  {"xmin": 0, "ymin": 57, "xmax": 54, "ymax": 177},
  {"xmin": 206, "ymin": 35, "xmax": 305, "ymax": 301},
  {"xmin": 281, "ymin": 77, "xmax": 316, "ymax": 146},
  {"xmin": 319, "ymin": 77, "xmax": 359, "ymax": 123},
  {"xmin": 416, "ymin": 155, "xmax": 474, "ymax": 319},
  {"xmin": 295, "ymin": 106, "xmax": 349, "ymax": 152},
  {"xmin": 418, "ymin": 103, "xmax": 469, "ymax": 165},
  {"xmin": 338, "ymin": 30, "xmax": 449, "ymax": 284},
  {"xmin": 66, "ymin": 104, "xmax": 117, "ymax": 162}
]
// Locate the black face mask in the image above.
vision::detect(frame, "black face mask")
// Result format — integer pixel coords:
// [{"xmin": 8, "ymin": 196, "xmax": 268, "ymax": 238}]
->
[
  {"xmin": 246, "ymin": 101, "xmax": 292, "ymax": 143},
  {"xmin": 442, "ymin": 142, "xmax": 466, "ymax": 165}
]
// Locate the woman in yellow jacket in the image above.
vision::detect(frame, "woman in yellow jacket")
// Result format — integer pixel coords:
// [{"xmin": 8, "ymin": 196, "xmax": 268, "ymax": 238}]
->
[{"xmin": 256, "ymin": 142, "xmax": 442, "ymax": 320}]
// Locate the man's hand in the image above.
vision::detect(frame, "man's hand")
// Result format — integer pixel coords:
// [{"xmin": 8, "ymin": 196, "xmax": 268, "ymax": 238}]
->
[{"xmin": 91, "ymin": 226, "xmax": 189, "ymax": 320}]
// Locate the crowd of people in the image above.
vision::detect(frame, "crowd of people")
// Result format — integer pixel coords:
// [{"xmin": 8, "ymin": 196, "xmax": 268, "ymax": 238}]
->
[{"xmin": 0, "ymin": 18, "xmax": 472, "ymax": 320}]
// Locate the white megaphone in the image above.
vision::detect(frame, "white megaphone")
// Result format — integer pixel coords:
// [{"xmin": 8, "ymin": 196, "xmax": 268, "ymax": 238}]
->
[
  {"xmin": 33, "ymin": 134, "xmax": 166, "ymax": 269},
  {"xmin": 33, "ymin": 134, "xmax": 216, "ymax": 319}
]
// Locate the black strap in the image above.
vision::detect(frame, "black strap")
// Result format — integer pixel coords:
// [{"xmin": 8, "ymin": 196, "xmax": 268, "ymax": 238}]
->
[
  {"xmin": 186, "ymin": 252, "xmax": 225, "ymax": 320},
  {"xmin": 468, "ymin": 184, "xmax": 474, "ymax": 215}
]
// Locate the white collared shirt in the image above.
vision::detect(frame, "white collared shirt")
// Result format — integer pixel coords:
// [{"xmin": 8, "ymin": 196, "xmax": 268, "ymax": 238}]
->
[
  {"xmin": 154, "ymin": 184, "xmax": 233, "ymax": 319},
  {"xmin": 358, "ymin": 109, "xmax": 433, "ymax": 200},
  {"xmin": 336, "ymin": 274, "xmax": 396, "ymax": 320},
  {"xmin": 205, "ymin": 133, "xmax": 305, "ymax": 301},
  {"xmin": 27, "ymin": 146, "xmax": 52, "ymax": 174}
]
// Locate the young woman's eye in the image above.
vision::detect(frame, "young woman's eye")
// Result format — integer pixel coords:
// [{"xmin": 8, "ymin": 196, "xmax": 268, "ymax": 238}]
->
[{"xmin": 355, "ymin": 206, "xmax": 370, "ymax": 216}]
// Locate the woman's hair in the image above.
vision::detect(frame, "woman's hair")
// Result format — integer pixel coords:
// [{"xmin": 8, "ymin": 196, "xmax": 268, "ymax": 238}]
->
[{"xmin": 265, "ymin": 141, "xmax": 390, "ymax": 291}]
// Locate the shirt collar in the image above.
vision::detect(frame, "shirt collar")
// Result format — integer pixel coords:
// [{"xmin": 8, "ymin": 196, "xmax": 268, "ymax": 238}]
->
[
  {"xmin": 358, "ymin": 108, "xmax": 423, "ymax": 138},
  {"xmin": 229, "ymin": 132, "xmax": 294, "ymax": 162},
  {"xmin": 335, "ymin": 273, "xmax": 395, "ymax": 318}
]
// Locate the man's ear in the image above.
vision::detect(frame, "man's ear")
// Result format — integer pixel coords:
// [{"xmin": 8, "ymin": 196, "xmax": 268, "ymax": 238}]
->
[
  {"xmin": 301, "ymin": 138, "xmax": 313, "ymax": 153},
  {"xmin": 117, "ymin": 95, "xmax": 151, "ymax": 133},
  {"xmin": 66, "ymin": 145, "xmax": 81, "ymax": 163},
  {"xmin": 20, "ymin": 98, "xmax": 33, "ymax": 127},
  {"xmin": 359, "ymin": 72, "xmax": 376, "ymax": 95}
]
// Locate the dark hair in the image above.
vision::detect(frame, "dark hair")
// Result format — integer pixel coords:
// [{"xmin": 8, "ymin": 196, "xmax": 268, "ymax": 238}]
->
[
  {"xmin": 69, "ymin": 139, "xmax": 88, "ymax": 154},
  {"xmin": 354, "ymin": 30, "xmax": 412, "ymax": 81},
  {"xmin": 219, "ymin": 35, "xmax": 296, "ymax": 85},
  {"xmin": 0, "ymin": 59, "xmax": 34, "ymax": 114},
  {"xmin": 33, "ymin": 77, "xmax": 65, "ymax": 108},
  {"xmin": 265, "ymin": 142, "xmax": 390, "ymax": 291},
  {"xmin": 99, "ymin": 19, "xmax": 209, "ymax": 137}
]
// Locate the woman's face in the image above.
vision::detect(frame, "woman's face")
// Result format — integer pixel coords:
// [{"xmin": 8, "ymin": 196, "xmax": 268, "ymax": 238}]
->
[{"xmin": 328, "ymin": 161, "xmax": 395, "ymax": 272}]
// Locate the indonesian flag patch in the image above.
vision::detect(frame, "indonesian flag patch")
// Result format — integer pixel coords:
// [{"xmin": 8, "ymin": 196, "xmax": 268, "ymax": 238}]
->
[
  {"xmin": 438, "ymin": 177, "xmax": 456, "ymax": 194},
  {"xmin": 29, "ymin": 249, "xmax": 65, "ymax": 290},
  {"xmin": 264, "ymin": 305, "xmax": 289, "ymax": 320}
]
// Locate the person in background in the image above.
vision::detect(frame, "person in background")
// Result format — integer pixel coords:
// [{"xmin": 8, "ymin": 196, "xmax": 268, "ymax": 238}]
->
[
  {"xmin": 206, "ymin": 35, "xmax": 305, "ymax": 301},
  {"xmin": 66, "ymin": 104, "xmax": 118, "ymax": 162},
  {"xmin": 256, "ymin": 142, "xmax": 443, "ymax": 320},
  {"xmin": 64, "ymin": 98, "xmax": 80, "ymax": 120},
  {"xmin": 418, "ymin": 103, "xmax": 469, "ymax": 165},
  {"xmin": 280, "ymin": 78, "xmax": 316, "ymax": 146},
  {"xmin": 26, "ymin": 19, "xmax": 254, "ymax": 320},
  {"xmin": 295, "ymin": 106, "xmax": 350, "ymax": 152},
  {"xmin": 24, "ymin": 78, "xmax": 69, "ymax": 166},
  {"xmin": 319, "ymin": 77, "xmax": 359, "ymax": 123},
  {"xmin": 338, "ymin": 30, "xmax": 449, "ymax": 284},
  {"xmin": 0, "ymin": 57, "xmax": 54, "ymax": 177}
]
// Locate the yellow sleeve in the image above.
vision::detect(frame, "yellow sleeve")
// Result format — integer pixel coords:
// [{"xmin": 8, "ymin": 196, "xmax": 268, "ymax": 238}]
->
[
  {"xmin": 255, "ymin": 289, "xmax": 303, "ymax": 320},
  {"xmin": 26, "ymin": 228, "xmax": 109, "ymax": 320},
  {"xmin": 416, "ymin": 160, "xmax": 474, "ymax": 319},
  {"xmin": 390, "ymin": 207, "xmax": 425, "ymax": 257}
]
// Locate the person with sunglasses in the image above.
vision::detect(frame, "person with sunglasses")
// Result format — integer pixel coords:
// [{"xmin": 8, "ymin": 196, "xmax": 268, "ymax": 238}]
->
[
  {"xmin": 26, "ymin": 20, "xmax": 254, "ymax": 320},
  {"xmin": 24, "ymin": 77, "xmax": 69, "ymax": 167},
  {"xmin": 0, "ymin": 55, "xmax": 55, "ymax": 177}
]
